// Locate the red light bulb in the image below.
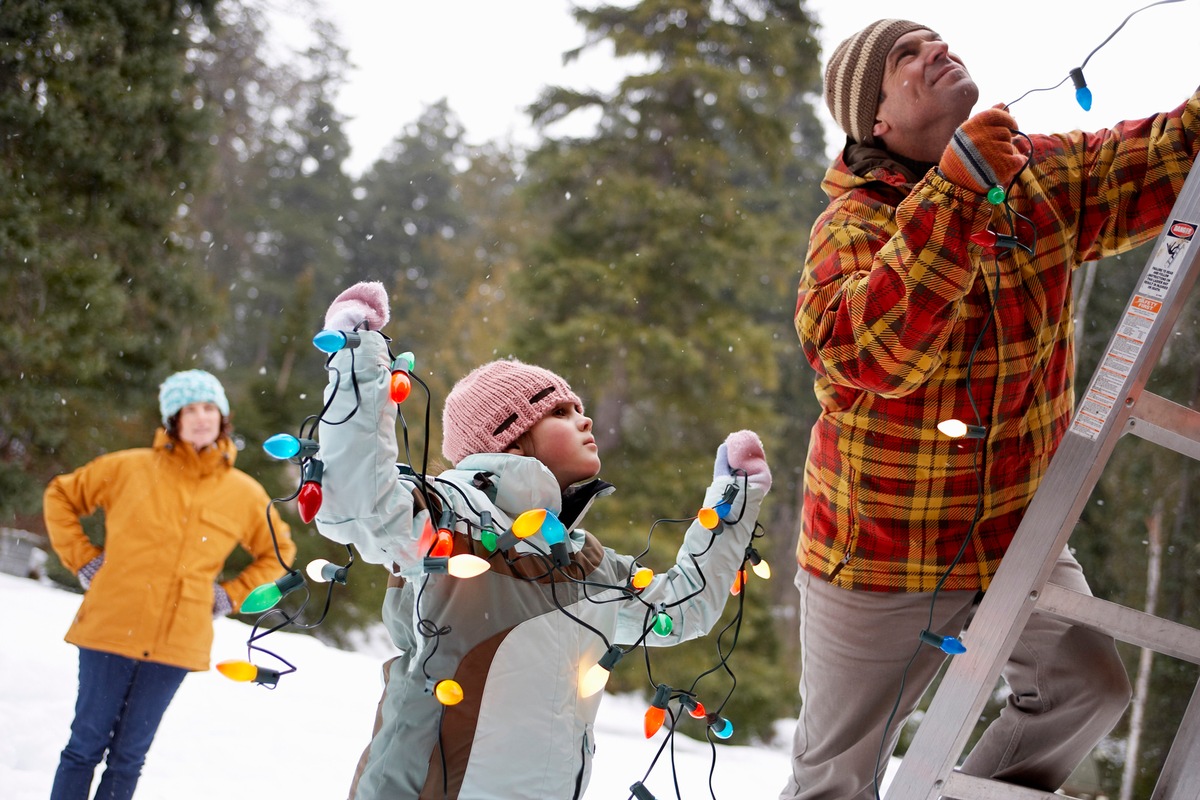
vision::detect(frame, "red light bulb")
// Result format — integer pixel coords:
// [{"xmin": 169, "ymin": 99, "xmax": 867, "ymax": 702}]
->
[
  {"xmin": 390, "ymin": 370, "xmax": 411, "ymax": 403},
  {"xmin": 389, "ymin": 352, "xmax": 415, "ymax": 403},
  {"xmin": 297, "ymin": 459, "xmax": 324, "ymax": 523},
  {"xmin": 298, "ymin": 482, "xmax": 322, "ymax": 523},
  {"xmin": 430, "ymin": 529, "xmax": 453, "ymax": 558},
  {"xmin": 970, "ymin": 230, "xmax": 999, "ymax": 248}
]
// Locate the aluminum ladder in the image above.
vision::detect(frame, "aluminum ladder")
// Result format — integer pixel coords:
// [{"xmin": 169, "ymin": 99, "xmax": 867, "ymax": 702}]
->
[{"xmin": 886, "ymin": 159, "xmax": 1200, "ymax": 800}]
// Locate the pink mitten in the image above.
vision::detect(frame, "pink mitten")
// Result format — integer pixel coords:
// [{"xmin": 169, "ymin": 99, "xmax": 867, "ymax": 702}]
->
[
  {"xmin": 324, "ymin": 281, "xmax": 390, "ymax": 331},
  {"xmin": 722, "ymin": 430, "xmax": 772, "ymax": 491}
]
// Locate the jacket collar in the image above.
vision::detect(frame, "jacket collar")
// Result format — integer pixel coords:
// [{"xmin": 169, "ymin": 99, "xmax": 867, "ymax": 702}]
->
[
  {"xmin": 824, "ymin": 138, "xmax": 937, "ymax": 201},
  {"xmin": 153, "ymin": 428, "xmax": 235, "ymax": 477},
  {"xmin": 447, "ymin": 453, "xmax": 614, "ymax": 531}
]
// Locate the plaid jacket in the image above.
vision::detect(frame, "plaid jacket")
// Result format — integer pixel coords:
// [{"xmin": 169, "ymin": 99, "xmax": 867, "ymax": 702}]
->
[{"xmin": 795, "ymin": 91, "xmax": 1200, "ymax": 592}]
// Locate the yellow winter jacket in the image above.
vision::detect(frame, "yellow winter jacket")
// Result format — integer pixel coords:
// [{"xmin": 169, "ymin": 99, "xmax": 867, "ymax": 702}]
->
[{"xmin": 44, "ymin": 429, "xmax": 295, "ymax": 671}]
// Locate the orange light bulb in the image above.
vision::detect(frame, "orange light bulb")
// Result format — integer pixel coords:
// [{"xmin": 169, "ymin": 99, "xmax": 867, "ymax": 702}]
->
[
  {"xmin": 731, "ymin": 568, "xmax": 747, "ymax": 596},
  {"xmin": 631, "ymin": 567, "xmax": 653, "ymax": 591},
  {"xmin": 644, "ymin": 705, "xmax": 666, "ymax": 738}
]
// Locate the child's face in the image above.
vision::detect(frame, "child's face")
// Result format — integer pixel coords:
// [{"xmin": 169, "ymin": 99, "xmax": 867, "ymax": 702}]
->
[{"xmin": 509, "ymin": 401, "xmax": 601, "ymax": 489}]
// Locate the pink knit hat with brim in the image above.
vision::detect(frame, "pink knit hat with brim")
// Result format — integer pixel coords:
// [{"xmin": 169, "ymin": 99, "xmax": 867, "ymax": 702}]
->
[{"xmin": 442, "ymin": 360, "xmax": 583, "ymax": 465}]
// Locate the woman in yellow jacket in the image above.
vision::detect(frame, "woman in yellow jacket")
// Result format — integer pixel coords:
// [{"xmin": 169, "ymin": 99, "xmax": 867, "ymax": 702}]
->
[{"xmin": 43, "ymin": 369, "xmax": 296, "ymax": 800}]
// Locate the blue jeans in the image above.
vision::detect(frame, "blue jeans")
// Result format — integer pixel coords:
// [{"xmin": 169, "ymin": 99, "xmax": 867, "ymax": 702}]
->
[{"xmin": 50, "ymin": 647, "xmax": 188, "ymax": 800}]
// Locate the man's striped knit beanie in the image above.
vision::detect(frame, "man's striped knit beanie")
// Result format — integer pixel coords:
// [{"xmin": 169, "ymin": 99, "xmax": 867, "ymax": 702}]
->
[{"xmin": 824, "ymin": 19, "xmax": 930, "ymax": 146}]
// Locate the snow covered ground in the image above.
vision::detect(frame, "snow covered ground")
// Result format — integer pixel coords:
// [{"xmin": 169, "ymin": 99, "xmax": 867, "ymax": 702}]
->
[{"xmin": 0, "ymin": 572, "xmax": 895, "ymax": 798}]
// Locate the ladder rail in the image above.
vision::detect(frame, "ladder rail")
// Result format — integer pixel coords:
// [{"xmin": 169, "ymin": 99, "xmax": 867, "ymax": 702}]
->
[
  {"xmin": 1151, "ymin": 679, "xmax": 1200, "ymax": 799},
  {"xmin": 885, "ymin": 159, "xmax": 1200, "ymax": 799}
]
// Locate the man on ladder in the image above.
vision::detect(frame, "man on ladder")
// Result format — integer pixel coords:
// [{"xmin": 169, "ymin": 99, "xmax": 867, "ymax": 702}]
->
[{"xmin": 781, "ymin": 17, "xmax": 1200, "ymax": 799}]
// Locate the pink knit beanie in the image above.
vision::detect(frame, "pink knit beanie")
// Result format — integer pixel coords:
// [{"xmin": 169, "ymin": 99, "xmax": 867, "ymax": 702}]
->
[{"xmin": 442, "ymin": 360, "xmax": 583, "ymax": 465}]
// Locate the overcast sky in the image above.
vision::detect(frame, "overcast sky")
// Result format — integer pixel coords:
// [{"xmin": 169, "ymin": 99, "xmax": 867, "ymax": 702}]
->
[{"xmin": 272, "ymin": 0, "xmax": 1200, "ymax": 176}]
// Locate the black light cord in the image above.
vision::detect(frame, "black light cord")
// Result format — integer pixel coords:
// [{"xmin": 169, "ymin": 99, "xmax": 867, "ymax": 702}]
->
[
  {"xmin": 1006, "ymin": 0, "xmax": 1185, "ymax": 109},
  {"xmin": 234, "ymin": 324, "xmax": 760, "ymax": 797}
]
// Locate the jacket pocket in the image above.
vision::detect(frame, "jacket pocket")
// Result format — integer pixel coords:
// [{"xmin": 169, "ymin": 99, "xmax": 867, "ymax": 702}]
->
[
  {"xmin": 165, "ymin": 577, "xmax": 212, "ymax": 650},
  {"xmin": 574, "ymin": 721, "xmax": 595, "ymax": 800}
]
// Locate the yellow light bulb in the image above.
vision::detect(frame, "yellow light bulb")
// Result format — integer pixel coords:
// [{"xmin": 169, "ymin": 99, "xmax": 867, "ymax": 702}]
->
[
  {"xmin": 752, "ymin": 559, "xmax": 772, "ymax": 580},
  {"xmin": 216, "ymin": 660, "xmax": 258, "ymax": 682},
  {"xmin": 697, "ymin": 507, "xmax": 719, "ymax": 530},
  {"xmin": 435, "ymin": 679, "xmax": 464, "ymax": 706},
  {"xmin": 512, "ymin": 508, "xmax": 547, "ymax": 538}
]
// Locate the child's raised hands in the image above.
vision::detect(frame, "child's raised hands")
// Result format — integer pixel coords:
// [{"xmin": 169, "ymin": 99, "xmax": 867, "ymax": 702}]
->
[
  {"xmin": 324, "ymin": 281, "xmax": 390, "ymax": 332},
  {"xmin": 713, "ymin": 430, "xmax": 772, "ymax": 491}
]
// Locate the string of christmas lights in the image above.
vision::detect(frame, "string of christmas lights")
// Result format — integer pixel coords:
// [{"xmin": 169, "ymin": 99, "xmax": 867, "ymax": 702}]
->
[{"xmin": 215, "ymin": 322, "xmax": 768, "ymax": 798}]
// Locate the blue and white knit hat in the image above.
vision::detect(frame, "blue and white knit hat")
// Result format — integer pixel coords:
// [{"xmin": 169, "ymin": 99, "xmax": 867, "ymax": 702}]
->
[{"xmin": 158, "ymin": 369, "xmax": 230, "ymax": 424}]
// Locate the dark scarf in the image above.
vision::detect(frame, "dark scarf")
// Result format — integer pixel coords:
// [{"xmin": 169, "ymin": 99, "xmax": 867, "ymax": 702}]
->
[{"xmin": 842, "ymin": 137, "xmax": 937, "ymax": 188}]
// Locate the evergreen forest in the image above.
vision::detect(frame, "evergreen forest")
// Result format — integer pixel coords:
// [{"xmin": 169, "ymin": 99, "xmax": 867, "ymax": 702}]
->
[{"xmin": 3, "ymin": 2, "xmax": 1200, "ymax": 795}]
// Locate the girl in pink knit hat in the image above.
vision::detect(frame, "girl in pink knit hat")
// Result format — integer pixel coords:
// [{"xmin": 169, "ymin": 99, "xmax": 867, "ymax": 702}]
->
[{"xmin": 313, "ymin": 282, "xmax": 772, "ymax": 800}]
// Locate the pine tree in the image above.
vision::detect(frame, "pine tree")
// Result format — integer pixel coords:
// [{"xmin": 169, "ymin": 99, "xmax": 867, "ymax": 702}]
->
[
  {"xmin": 0, "ymin": 0, "xmax": 220, "ymax": 530},
  {"xmin": 509, "ymin": 0, "xmax": 828, "ymax": 738}
]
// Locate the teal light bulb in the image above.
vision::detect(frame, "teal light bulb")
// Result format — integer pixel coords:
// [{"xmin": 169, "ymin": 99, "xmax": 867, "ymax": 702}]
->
[
  {"xmin": 709, "ymin": 715, "xmax": 734, "ymax": 739},
  {"xmin": 652, "ymin": 612, "xmax": 673, "ymax": 637},
  {"xmin": 263, "ymin": 434, "xmax": 300, "ymax": 459},
  {"xmin": 541, "ymin": 512, "xmax": 566, "ymax": 546},
  {"xmin": 263, "ymin": 434, "xmax": 318, "ymax": 460},
  {"xmin": 313, "ymin": 330, "xmax": 347, "ymax": 353}
]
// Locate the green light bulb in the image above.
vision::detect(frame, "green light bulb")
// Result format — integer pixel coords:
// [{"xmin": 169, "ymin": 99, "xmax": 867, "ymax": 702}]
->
[
  {"xmin": 480, "ymin": 527, "xmax": 497, "ymax": 552},
  {"xmin": 653, "ymin": 612, "xmax": 674, "ymax": 637},
  {"xmin": 239, "ymin": 570, "xmax": 305, "ymax": 615},
  {"xmin": 241, "ymin": 582, "xmax": 283, "ymax": 614}
]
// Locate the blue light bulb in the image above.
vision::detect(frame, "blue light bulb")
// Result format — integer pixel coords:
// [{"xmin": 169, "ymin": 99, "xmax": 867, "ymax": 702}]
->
[
  {"xmin": 940, "ymin": 635, "xmax": 967, "ymax": 655},
  {"xmin": 919, "ymin": 629, "xmax": 967, "ymax": 655},
  {"xmin": 1069, "ymin": 67, "xmax": 1092, "ymax": 111},
  {"xmin": 313, "ymin": 329, "xmax": 361, "ymax": 353},
  {"xmin": 1075, "ymin": 86, "xmax": 1092, "ymax": 111}
]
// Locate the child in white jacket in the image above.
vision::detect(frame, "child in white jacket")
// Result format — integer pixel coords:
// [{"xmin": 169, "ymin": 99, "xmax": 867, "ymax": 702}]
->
[{"xmin": 313, "ymin": 282, "xmax": 772, "ymax": 800}]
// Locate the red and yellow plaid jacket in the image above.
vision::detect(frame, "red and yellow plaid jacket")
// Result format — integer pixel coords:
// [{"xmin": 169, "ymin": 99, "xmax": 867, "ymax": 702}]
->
[{"xmin": 796, "ymin": 91, "xmax": 1200, "ymax": 592}]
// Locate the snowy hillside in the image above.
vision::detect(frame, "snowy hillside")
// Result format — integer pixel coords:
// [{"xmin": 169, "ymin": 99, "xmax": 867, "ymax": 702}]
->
[{"xmin": 0, "ymin": 572, "xmax": 856, "ymax": 799}]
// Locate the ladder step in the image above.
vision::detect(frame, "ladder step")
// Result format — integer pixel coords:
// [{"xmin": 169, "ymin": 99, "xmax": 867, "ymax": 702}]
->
[
  {"xmin": 941, "ymin": 772, "xmax": 1081, "ymax": 800},
  {"xmin": 1035, "ymin": 582, "xmax": 1200, "ymax": 664}
]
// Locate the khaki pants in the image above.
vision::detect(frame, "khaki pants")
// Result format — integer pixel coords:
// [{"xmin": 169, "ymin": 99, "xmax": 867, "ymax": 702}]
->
[{"xmin": 778, "ymin": 548, "xmax": 1131, "ymax": 799}]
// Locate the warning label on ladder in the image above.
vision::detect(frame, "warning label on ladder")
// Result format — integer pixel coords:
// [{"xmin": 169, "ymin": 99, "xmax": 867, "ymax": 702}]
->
[{"xmin": 1072, "ymin": 221, "xmax": 1195, "ymax": 439}]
